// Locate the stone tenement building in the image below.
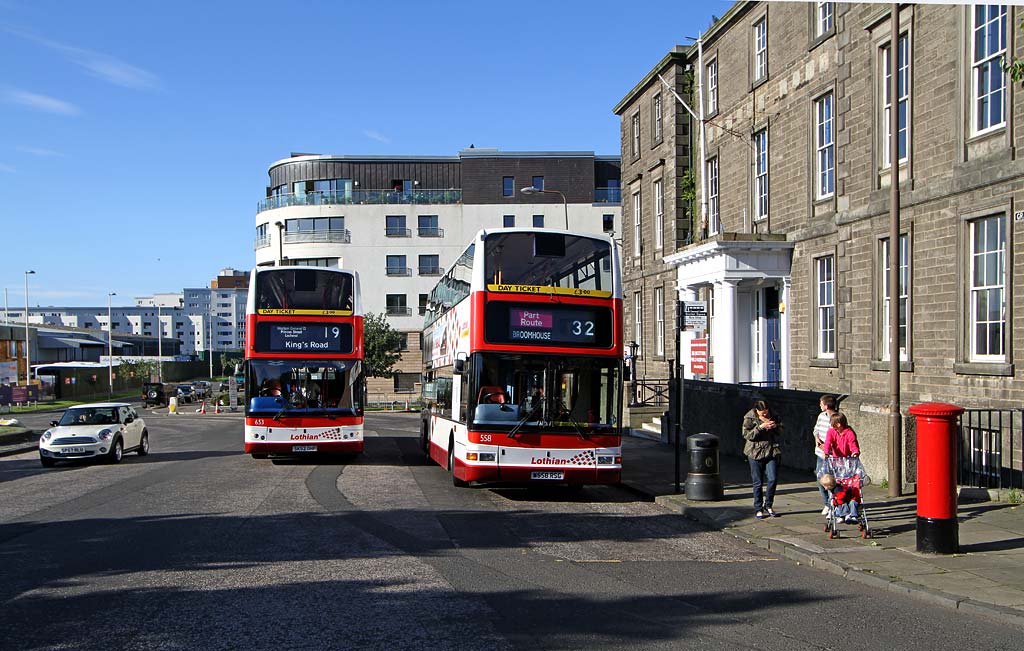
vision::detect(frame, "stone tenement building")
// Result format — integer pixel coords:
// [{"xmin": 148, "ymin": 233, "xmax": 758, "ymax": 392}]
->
[{"xmin": 618, "ymin": 2, "xmax": 1023, "ymax": 481}]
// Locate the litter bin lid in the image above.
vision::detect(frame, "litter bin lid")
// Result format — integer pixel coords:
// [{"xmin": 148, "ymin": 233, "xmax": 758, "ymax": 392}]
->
[{"xmin": 687, "ymin": 432, "xmax": 719, "ymax": 449}]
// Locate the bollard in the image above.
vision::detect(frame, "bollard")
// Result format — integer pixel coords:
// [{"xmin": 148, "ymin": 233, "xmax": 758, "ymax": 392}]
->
[
  {"xmin": 168, "ymin": 396, "xmax": 178, "ymax": 415},
  {"xmin": 684, "ymin": 433, "xmax": 723, "ymax": 501},
  {"xmin": 910, "ymin": 402, "xmax": 964, "ymax": 554}
]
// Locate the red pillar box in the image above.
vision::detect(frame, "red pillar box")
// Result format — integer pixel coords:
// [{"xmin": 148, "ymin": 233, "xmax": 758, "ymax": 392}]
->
[{"xmin": 909, "ymin": 402, "xmax": 964, "ymax": 554}]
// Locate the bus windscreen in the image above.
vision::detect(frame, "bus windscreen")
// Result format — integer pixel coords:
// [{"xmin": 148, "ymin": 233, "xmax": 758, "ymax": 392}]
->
[{"xmin": 484, "ymin": 232, "xmax": 612, "ymax": 294}]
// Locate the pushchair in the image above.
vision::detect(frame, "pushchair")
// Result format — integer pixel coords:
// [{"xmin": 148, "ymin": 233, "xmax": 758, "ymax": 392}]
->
[{"xmin": 818, "ymin": 456, "xmax": 871, "ymax": 539}]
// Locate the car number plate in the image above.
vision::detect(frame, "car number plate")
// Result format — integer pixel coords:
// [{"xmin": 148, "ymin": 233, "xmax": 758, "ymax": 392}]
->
[
  {"xmin": 531, "ymin": 471, "xmax": 564, "ymax": 480},
  {"xmin": 62, "ymin": 447, "xmax": 87, "ymax": 454},
  {"xmin": 292, "ymin": 445, "xmax": 317, "ymax": 452}
]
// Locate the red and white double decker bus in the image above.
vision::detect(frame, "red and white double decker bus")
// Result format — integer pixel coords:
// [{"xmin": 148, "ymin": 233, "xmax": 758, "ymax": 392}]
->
[
  {"xmin": 244, "ymin": 267, "xmax": 365, "ymax": 458},
  {"xmin": 421, "ymin": 228, "xmax": 623, "ymax": 486}
]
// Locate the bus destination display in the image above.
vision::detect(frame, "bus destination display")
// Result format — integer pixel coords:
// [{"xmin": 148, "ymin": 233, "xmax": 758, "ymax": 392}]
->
[
  {"xmin": 256, "ymin": 322, "xmax": 353, "ymax": 354},
  {"xmin": 509, "ymin": 307, "xmax": 597, "ymax": 344}
]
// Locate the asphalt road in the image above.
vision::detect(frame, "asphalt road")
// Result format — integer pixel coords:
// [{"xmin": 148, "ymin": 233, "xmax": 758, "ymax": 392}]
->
[{"xmin": 0, "ymin": 409, "xmax": 1019, "ymax": 650}]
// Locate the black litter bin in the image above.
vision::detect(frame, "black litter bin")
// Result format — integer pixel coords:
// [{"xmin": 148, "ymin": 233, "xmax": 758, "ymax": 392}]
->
[{"xmin": 685, "ymin": 433, "xmax": 723, "ymax": 501}]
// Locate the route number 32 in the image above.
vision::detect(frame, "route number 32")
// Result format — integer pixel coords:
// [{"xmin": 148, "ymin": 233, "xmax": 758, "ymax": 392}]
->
[{"xmin": 571, "ymin": 320, "xmax": 595, "ymax": 336}]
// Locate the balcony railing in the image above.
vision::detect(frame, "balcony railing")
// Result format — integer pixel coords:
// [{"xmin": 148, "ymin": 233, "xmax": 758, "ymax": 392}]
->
[
  {"xmin": 418, "ymin": 306, "xmax": 428, "ymax": 316},
  {"xmin": 254, "ymin": 236, "xmax": 271, "ymax": 250},
  {"xmin": 385, "ymin": 227, "xmax": 412, "ymax": 238},
  {"xmin": 386, "ymin": 267, "xmax": 412, "ymax": 277},
  {"xmin": 258, "ymin": 189, "xmax": 463, "ymax": 213},
  {"xmin": 418, "ymin": 266, "xmax": 443, "ymax": 276},
  {"xmin": 282, "ymin": 229, "xmax": 351, "ymax": 244},
  {"xmin": 418, "ymin": 227, "xmax": 445, "ymax": 238},
  {"xmin": 386, "ymin": 306, "xmax": 412, "ymax": 316},
  {"xmin": 594, "ymin": 187, "xmax": 622, "ymax": 203}
]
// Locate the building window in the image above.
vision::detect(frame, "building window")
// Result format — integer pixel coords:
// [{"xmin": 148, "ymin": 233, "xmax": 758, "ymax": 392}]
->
[
  {"xmin": 386, "ymin": 255, "xmax": 409, "ymax": 276},
  {"xmin": 386, "ymin": 294, "xmax": 409, "ymax": 316},
  {"xmin": 631, "ymin": 113, "xmax": 640, "ymax": 159},
  {"xmin": 754, "ymin": 17, "xmax": 768, "ymax": 82},
  {"xmin": 655, "ymin": 287, "xmax": 665, "ymax": 356},
  {"xmin": 531, "ymin": 176, "xmax": 544, "ymax": 191},
  {"xmin": 880, "ymin": 234, "xmax": 910, "ymax": 362},
  {"xmin": 502, "ymin": 176, "xmax": 514, "ymax": 197},
  {"xmin": 754, "ymin": 129, "xmax": 769, "ymax": 221},
  {"xmin": 285, "ymin": 257, "xmax": 339, "ymax": 267},
  {"xmin": 816, "ymin": 1, "xmax": 834, "ymax": 38},
  {"xmin": 418, "ymin": 254, "xmax": 441, "ymax": 276},
  {"xmin": 418, "ymin": 215, "xmax": 443, "ymax": 237},
  {"xmin": 385, "ymin": 215, "xmax": 409, "ymax": 237},
  {"xmin": 652, "ymin": 93, "xmax": 663, "ymax": 144},
  {"xmin": 971, "ymin": 5, "xmax": 1007, "ymax": 135},
  {"xmin": 634, "ymin": 291, "xmax": 643, "ymax": 356},
  {"xmin": 632, "ymin": 192, "xmax": 642, "ymax": 256},
  {"xmin": 602, "ymin": 214, "xmax": 614, "ymax": 233},
  {"xmin": 707, "ymin": 157, "xmax": 719, "ymax": 235},
  {"xmin": 653, "ymin": 179, "xmax": 663, "ymax": 249},
  {"xmin": 881, "ymin": 33, "xmax": 910, "ymax": 168},
  {"xmin": 419, "ymin": 293, "xmax": 429, "ymax": 316},
  {"xmin": 503, "ymin": 215, "xmax": 515, "ymax": 228},
  {"xmin": 533, "ymin": 214, "xmax": 544, "ymax": 228},
  {"xmin": 816, "ymin": 255, "xmax": 835, "ymax": 358},
  {"xmin": 394, "ymin": 372, "xmax": 418, "ymax": 392},
  {"xmin": 706, "ymin": 59, "xmax": 718, "ymax": 114},
  {"xmin": 815, "ymin": 93, "xmax": 835, "ymax": 199},
  {"xmin": 969, "ymin": 215, "xmax": 1006, "ymax": 361}
]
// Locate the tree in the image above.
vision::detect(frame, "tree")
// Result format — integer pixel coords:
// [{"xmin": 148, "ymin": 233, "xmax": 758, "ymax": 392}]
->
[
  {"xmin": 363, "ymin": 312, "xmax": 404, "ymax": 378},
  {"xmin": 1005, "ymin": 18, "xmax": 1024, "ymax": 88}
]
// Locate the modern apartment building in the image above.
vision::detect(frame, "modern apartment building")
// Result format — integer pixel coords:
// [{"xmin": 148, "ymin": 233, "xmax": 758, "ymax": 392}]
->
[
  {"xmin": 253, "ymin": 148, "xmax": 622, "ymax": 400},
  {"xmin": 619, "ymin": 2, "xmax": 1023, "ymax": 476}
]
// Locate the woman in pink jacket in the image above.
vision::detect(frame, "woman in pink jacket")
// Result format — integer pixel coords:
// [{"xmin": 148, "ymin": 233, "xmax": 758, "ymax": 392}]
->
[{"xmin": 823, "ymin": 412, "xmax": 860, "ymax": 458}]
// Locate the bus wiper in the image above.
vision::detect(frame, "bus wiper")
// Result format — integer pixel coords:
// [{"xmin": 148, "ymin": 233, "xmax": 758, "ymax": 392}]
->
[
  {"xmin": 560, "ymin": 401, "xmax": 589, "ymax": 440},
  {"xmin": 508, "ymin": 402, "xmax": 542, "ymax": 439},
  {"xmin": 272, "ymin": 399, "xmax": 290, "ymax": 421}
]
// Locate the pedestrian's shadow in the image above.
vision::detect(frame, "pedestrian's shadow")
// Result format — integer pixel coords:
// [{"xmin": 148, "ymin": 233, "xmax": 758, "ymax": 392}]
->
[{"xmin": 959, "ymin": 537, "xmax": 1024, "ymax": 553}]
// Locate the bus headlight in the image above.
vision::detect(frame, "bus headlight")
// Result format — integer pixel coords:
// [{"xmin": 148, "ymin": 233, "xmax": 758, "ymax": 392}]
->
[
  {"xmin": 479, "ymin": 453, "xmax": 496, "ymax": 462},
  {"xmin": 598, "ymin": 456, "xmax": 614, "ymax": 465}
]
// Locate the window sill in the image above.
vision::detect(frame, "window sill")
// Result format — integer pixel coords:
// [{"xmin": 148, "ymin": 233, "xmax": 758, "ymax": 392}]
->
[
  {"xmin": 751, "ymin": 76, "xmax": 769, "ymax": 92},
  {"xmin": 809, "ymin": 358, "xmax": 838, "ymax": 368},
  {"xmin": 869, "ymin": 360, "xmax": 914, "ymax": 372},
  {"xmin": 953, "ymin": 362, "xmax": 1014, "ymax": 377},
  {"xmin": 808, "ymin": 29, "xmax": 834, "ymax": 52}
]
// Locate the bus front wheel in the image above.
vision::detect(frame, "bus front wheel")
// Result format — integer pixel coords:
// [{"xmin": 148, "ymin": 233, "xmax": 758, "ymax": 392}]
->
[{"xmin": 449, "ymin": 438, "xmax": 468, "ymax": 488}]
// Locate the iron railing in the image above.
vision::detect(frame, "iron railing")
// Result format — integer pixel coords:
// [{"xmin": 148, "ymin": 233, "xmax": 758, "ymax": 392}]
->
[
  {"xmin": 630, "ymin": 378, "xmax": 670, "ymax": 407},
  {"xmin": 254, "ymin": 236, "xmax": 271, "ymax": 250},
  {"xmin": 594, "ymin": 187, "xmax": 622, "ymax": 203},
  {"xmin": 386, "ymin": 267, "xmax": 412, "ymax": 277},
  {"xmin": 958, "ymin": 408, "xmax": 1023, "ymax": 490},
  {"xmin": 418, "ymin": 226, "xmax": 445, "ymax": 238},
  {"xmin": 258, "ymin": 189, "xmax": 463, "ymax": 213},
  {"xmin": 385, "ymin": 306, "xmax": 412, "ymax": 316},
  {"xmin": 418, "ymin": 266, "xmax": 442, "ymax": 276},
  {"xmin": 385, "ymin": 227, "xmax": 412, "ymax": 238}
]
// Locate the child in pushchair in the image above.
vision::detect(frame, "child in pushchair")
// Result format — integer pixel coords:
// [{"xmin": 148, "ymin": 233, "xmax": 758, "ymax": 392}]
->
[{"xmin": 819, "ymin": 457, "xmax": 871, "ymax": 539}]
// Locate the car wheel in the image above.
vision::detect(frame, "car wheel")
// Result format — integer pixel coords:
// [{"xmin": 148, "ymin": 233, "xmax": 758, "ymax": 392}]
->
[
  {"xmin": 108, "ymin": 439, "xmax": 123, "ymax": 464},
  {"xmin": 40, "ymin": 455, "xmax": 55, "ymax": 468},
  {"xmin": 137, "ymin": 430, "xmax": 150, "ymax": 456}
]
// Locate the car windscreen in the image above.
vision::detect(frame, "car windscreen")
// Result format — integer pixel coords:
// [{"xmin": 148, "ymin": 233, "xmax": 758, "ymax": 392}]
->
[{"xmin": 59, "ymin": 407, "xmax": 118, "ymax": 426}]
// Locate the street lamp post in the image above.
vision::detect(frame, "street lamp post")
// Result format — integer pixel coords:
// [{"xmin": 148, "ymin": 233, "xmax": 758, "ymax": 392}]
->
[
  {"xmin": 274, "ymin": 221, "xmax": 285, "ymax": 265},
  {"xmin": 520, "ymin": 186, "xmax": 568, "ymax": 230},
  {"xmin": 108, "ymin": 292, "xmax": 116, "ymax": 398},
  {"xmin": 23, "ymin": 271, "xmax": 35, "ymax": 386},
  {"xmin": 157, "ymin": 303, "xmax": 163, "ymax": 383}
]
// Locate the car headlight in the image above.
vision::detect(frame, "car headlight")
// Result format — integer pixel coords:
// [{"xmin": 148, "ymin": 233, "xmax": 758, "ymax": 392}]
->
[
  {"xmin": 97, "ymin": 429, "xmax": 113, "ymax": 441},
  {"xmin": 41, "ymin": 430, "xmax": 53, "ymax": 442}
]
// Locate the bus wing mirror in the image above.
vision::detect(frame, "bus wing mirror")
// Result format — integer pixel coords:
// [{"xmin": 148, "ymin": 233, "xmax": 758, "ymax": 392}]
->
[{"xmin": 454, "ymin": 359, "xmax": 466, "ymax": 375}]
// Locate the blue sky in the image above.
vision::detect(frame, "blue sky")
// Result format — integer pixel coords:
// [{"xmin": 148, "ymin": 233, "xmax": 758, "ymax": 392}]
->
[{"xmin": 0, "ymin": 0, "xmax": 729, "ymax": 308}]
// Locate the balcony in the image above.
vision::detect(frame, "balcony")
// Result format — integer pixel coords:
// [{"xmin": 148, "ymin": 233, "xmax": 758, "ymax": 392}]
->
[
  {"xmin": 386, "ymin": 267, "xmax": 412, "ymax": 277},
  {"xmin": 385, "ymin": 227, "xmax": 412, "ymax": 238},
  {"xmin": 257, "ymin": 189, "xmax": 463, "ymax": 213},
  {"xmin": 282, "ymin": 229, "xmax": 351, "ymax": 244},
  {"xmin": 418, "ymin": 266, "xmax": 443, "ymax": 276},
  {"xmin": 254, "ymin": 235, "xmax": 271, "ymax": 250},
  {"xmin": 386, "ymin": 306, "xmax": 412, "ymax": 316},
  {"xmin": 418, "ymin": 227, "xmax": 445, "ymax": 238},
  {"xmin": 594, "ymin": 187, "xmax": 622, "ymax": 203}
]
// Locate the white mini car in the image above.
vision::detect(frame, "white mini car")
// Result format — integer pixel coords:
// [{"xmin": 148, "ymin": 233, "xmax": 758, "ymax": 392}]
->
[{"xmin": 39, "ymin": 402, "xmax": 149, "ymax": 467}]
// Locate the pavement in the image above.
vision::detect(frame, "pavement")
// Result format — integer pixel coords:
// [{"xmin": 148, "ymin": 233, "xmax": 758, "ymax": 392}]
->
[{"xmin": 621, "ymin": 433, "xmax": 1024, "ymax": 628}]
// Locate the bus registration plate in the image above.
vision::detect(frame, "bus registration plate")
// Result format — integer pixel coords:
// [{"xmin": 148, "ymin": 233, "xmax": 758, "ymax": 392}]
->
[
  {"xmin": 292, "ymin": 445, "xmax": 318, "ymax": 452},
  {"xmin": 531, "ymin": 471, "xmax": 564, "ymax": 480}
]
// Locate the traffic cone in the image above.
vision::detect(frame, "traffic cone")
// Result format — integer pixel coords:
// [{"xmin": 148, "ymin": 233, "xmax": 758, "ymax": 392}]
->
[
  {"xmin": 214, "ymin": 400, "xmax": 221, "ymax": 414},
  {"xmin": 199, "ymin": 401, "xmax": 207, "ymax": 414}
]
